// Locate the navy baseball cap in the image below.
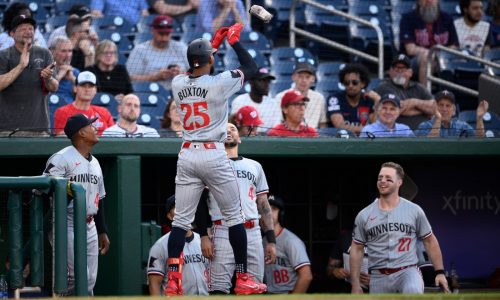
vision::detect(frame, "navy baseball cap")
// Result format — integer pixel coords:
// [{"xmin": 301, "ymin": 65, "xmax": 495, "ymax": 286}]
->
[
  {"xmin": 165, "ymin": 195, "xmax": 175, "ymax": 213},
  {"xmin": 251, "ymin": 67, "xmax": 276, "ymax": 80},
  {"xmin": 268, "ymin": 195, "xmax": 285, "ymax": 210},
  {"xmin": 64, "ymin": 113, "xmax": 98, "ymax": 139},
  {"xmin": 435, "ymin": 90, "xmax": 455, "ymax": 103},
  {"xmin": 391, "ymin": 54, "xmax": 411, "ymax": 68},
  {"xmin": 379, "ymin": 93, "xmax": 401, "ymax": 108},
  {"xmin": 10, "ymin": 15, "xmax": 36, "ymax": 33}
]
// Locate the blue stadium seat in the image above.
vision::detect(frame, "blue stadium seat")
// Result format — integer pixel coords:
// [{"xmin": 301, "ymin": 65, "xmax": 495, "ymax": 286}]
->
[
  {"xmin": 440, "ymin": 2, "xmax": 461, "ymax": 18},
  {"xmin": 181, "ymin": 13, "xmax": 197, "ymax": 33},
  {"xmin": 223, "ymin": 48, "xmax": 269, "ymax": 70},
  {"xmin": 135, "ymin": 92, "xmax": 168, "ymax": 107},
  {"xmin": 132, "ymin": 81, "xmax": 171, "ymax": 100},
  {"xmin": 269, "ymin": 80, "xmax": 293, "ymax": 97},
  {"xmin": 180, "ymin": 31, "xmax": 210, "ymax": 44},
  {"xmin": 270, "ymin": 47, "xmax": 317, "ymax": 66},
  {"xmin": 21, "ymin": 1, "xmax": 52, "ymax": 23},
  {"xmin": 239, "ymin": 31, "xmax": 273, "ymax": 55},
  {"xmin": 55, "ymin": 0, "xmax": 91, "ymax": 15},
  {"xmin": 367, "ymin": 78, "xmax": 383, "ymax": 90},
  {"xmin": 133, "ymin": 31, "xmax": 153, "ymax": 46},
  {"xmin": 315, "ymin": 78, "xmax": 345, "ymax": 98},
  {"xmin": 95, "ymin": 30, "xmax": 134, "ymax": 53},
  {"xmin": 263, "ymin": 0, "xmax": 305, "ymax": 40},
  {"xmin": 92, "ymin": 15, "xmax": 136, "ymax": 35},
  {"xmin": 458, "ymin": 111, "xmax": 500, "ymax": 137},
  {"xmin": 270, "ymin": 61, "xmax": 296, "ymax": 81},
  {"xmin": 92, "ymin": 92, "xmax": 118, "ymax": 116},
  {"xmin": 316, "ymin": 62, "xmax": 346, "ymax": 82},
  {"xmin": 45, "ymin": 15, "xmax": 67, "ymax": 33},
  {"xmin": 484, "ymin": 49, "xmax": 500, "ymax": 75},
  {"xmin": 317, "ymin": 127, "xmax": 355, "ymax": 138},
  {"xmin": 138, "ymin": 105, "xmax": 165, "ymax": 129}
]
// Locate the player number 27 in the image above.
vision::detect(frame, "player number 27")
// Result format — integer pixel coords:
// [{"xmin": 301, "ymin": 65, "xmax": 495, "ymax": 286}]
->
[
  {"xmin": 180, "ymin": 102, "xmax": 210, "ymax": 130},
  {"xmin": 398, "ymin": 237, "xmax": 411, "ymax": 252}
]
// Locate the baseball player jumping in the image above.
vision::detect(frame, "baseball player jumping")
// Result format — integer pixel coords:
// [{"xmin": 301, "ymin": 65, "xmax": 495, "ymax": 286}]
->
[
  {"xmin": 43, "ymin": 114, "xmax": 110, "ymax": 295},
  {"xmin": 166, "ymin": 23, "xmax": 266, "ymax": 295},
  {"xmin": 350, "ymin": 162, "xmax": 450, "ymax": 294},
  {"xmin": 199, "ymin": 122, "xmax": 276, "ymax": 294}
]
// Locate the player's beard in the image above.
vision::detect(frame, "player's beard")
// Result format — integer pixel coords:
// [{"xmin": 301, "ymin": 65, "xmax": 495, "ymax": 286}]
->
[
  {"xmin": 225, "ymin": 140, "xmax": 238, "ymax": 148},
  {"xmin": 419, "ymin": 5, "xmax": 439, "ymax": 23},
  {"xmin": 123, "ymin": 114, "xmax": 138, "ymax": 123}
]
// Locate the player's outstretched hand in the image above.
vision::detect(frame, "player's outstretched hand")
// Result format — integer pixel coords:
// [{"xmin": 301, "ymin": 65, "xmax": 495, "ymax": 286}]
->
[
  {"xmin": 436, "ymin": 274, "xmax": 450, "ymax": 293},
  {"xmin": 211, "ymin": 27, "xmax": 229, "ymax": 49},
  {"xmin": 200, "ymin": 236, "xmax": 213, "ymax": 259},
  {"xmin": 98, "ymin": 233, "xmax": 110, "ymax": 255},
  {"xmin": 227, "ymin": 23, "xmax": 244, "ymax": 45}
]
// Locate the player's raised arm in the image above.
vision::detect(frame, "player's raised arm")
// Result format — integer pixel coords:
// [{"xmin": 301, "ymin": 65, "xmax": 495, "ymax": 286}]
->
[{"xmin": 226, "ymin": 23, "xmax": 257, "ymax": 79}]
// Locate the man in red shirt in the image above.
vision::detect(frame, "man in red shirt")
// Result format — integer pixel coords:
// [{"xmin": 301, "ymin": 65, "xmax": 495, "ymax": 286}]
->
[
  {"xmin": 54, "ymin": 71, "xmax": 114, "ymax": 135},
  {"xmin": 267, "ymin": 90, "xmax": 317, "ymax": 137}
]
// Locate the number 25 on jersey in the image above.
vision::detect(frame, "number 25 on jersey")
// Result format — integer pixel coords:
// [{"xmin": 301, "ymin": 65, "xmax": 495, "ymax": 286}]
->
[{"xmin": 181, "ymin": 101, "xmax": 210, "ymax": 130}]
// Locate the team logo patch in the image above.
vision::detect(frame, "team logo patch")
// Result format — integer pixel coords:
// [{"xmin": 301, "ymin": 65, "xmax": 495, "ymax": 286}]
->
[{"xmin": 149, "ymin": 256, "xmax": 157, "ymax": 268}]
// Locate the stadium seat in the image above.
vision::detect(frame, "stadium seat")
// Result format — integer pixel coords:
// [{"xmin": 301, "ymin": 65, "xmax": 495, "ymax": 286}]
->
[
  {"xmin": 484, "ymin": 49, "xmax": 500, "ymax": 75},
  {"xmin": 138, "ymin": 105, "xmax": 166, "ymax": 129},
  {"xmin": 269, "ymin": 80, "xmax": 293, "ymax": 97},
  {"xmin": 181, "ymin": 13, "xmax": 197, "ymax": 33},
  {"xmin": 367, "ymin": 78, "xmax": 383, "ymax": 90},
  {"xmin": 92, "ymin": 15, "xmax": 136, "ymax": 35},
  {"xmin": 239, "ymin": 31, "xmax": 273, "ymax": 55},
  {"xmin": 317, "ymin": 127, "xmax": 355, "ymax": 138},
  {"xmin": 315, "ymin": 78, "xmax": 345, "ymax": 98},
  {"xmin": 270, "ymin": 61, "xmax": 296, "ymax": 81},
  {"xmin": 264, "ymin": 0, "xmax": 306, "ymax": 39},
  {"xmin": 223, "ymin": 48, "xmax": 269, "ymax": 70},
  {"xmin": 95, "ymin": 30, "xmax": 134, "ymax": 53},
  {"xmin": 92, "ymin": 92, "xmax": 118, "ymax": 117},
  {"xmin": 270, "ymin": 47, "xmax": 317, "ymax": 66},
  {"xmin": 180, "ymin": 31, "xmax": 211, "ymax": 44},
  {"xmin": 21, "ymin": 1, "xmax": 52, "ymax": 23},
  {"xmin": 440, "ymin": 2, "xmax": 461, "ymax": 18},
  {"xmin": 316, "ymin": 62, "xmax": 346, "ymax": 82},
  {"xmin": 132, "ymin": 81, "xmax": 171, "ymax": 101},
  {"xmin": 458, "ymin": 111, "xmax": 500, "ymax": 137},
  {"xmin": 133, "ymin": 31, "xmax": 153, "ymax": 46},
  {"xmin": 45, "ymin": 15, "xmax": 68, "ymax": 33},
  {"xmin": 55, "ymin": 0, "xmax": 91, "ymax": 15},
  {"xmin": 135, "ymin": 92, "xmax": 168, "ymax": 107}
]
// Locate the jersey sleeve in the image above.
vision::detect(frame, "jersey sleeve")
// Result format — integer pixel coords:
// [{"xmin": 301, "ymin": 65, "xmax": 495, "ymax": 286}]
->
[
  {"xmin": 219, "ymin": 70, "xmax": 244, "ymax": 100},
  {"xmin": 147, "ymin": 239, "xmax": 167, "ymax": 277},
  {"xmin": 286, "ymin": 235, "xmax": 311, "ymax": 270},
  {"xmin": 43, "ymin": 153, "xmax": 68, "ymax": 177},
  {"xmin": 255, "ymin": 162, "xmax": 269, "ymax": 195},
  {"xmin": 352, "ymin": 212, "xmax": 367, "ymax": 244},
  {"xmin": 97, "ymin": 163, "xmax": 106, "ymax": 199},
  {"xmin": 415, "ymin": 205, "xmax": 432, "ymax": 239}
]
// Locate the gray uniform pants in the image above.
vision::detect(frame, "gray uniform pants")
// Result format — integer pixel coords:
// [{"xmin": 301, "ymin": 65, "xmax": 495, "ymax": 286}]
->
[{"xmin": 370, "ymin": 265, "xmax": 424, "ymax": 294}]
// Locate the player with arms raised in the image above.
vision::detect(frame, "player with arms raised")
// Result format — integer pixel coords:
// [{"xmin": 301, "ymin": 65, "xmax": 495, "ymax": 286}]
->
[{"xmin": 165, "ymin": 23, "xmax": 266, "ymax": 295}]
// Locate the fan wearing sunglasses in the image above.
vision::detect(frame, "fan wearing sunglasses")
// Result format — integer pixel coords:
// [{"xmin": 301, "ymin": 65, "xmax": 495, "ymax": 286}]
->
[{"xmin": 326, "ymin": 64, "xmax": 380, "ymax": 136}]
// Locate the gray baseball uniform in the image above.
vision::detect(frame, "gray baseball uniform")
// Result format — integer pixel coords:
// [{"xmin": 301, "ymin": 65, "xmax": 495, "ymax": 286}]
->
[
  {"xmin": 352, "ymin": 197, "xmax": 432, "ymax": 293},
  {"xmin": 147, "ymin": 232, "xmax": 209, "ymax": 295},
  {"xmin": 207, "ymin": 156, "xmax": 269, "ymax": 293},
  {"xmin": 263, "ymin": 228, "xmax": 311, "ymax": 294},
  {"xmin": 171, "ymin": 70, "xmax": 245, "ymax": 231},
  {"xmin": 43, "ymin": 146, "xmax": 105, "ymax": 295}
]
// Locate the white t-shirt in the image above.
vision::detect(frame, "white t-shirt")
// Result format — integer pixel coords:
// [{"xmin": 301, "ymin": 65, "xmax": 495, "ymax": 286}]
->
[
  {"xmin": 275, "ymin": 88, "xmax": 327, "ymax": 129},
  {"xmin": 102, "ymin": 123, "xmax": 160, "ymax": 137},
  {"xmin": 230, "ymin": 93, "xmax": 282, "ymax": 133},
  {"xmin": 454, "ymin": 18, "xmax": 490, "ymax": 56}
]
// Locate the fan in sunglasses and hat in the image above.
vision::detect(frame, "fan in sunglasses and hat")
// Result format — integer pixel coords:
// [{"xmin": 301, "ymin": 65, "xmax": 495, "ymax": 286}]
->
[{"xmin": 416, "ymin": 90, "xmax": 489, "ymax": 137}]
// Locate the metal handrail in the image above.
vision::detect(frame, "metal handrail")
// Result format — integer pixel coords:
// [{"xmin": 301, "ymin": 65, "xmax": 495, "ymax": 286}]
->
[
  {"xmin": 426, "ymin": 45, "xmax": 500, "ymax": 96},
  {"xmin": 289, "ymin": 0, "xmax": 384, "ymax": 78}
]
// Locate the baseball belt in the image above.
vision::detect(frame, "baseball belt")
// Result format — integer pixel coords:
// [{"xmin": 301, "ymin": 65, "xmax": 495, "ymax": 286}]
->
[
  {"xmin": 213, "ymin": 219, "xmax": 257, "ymax": 229},
  {"xmin": 369, "ymin": 264, "xmax": 417, "ymax": 275}
]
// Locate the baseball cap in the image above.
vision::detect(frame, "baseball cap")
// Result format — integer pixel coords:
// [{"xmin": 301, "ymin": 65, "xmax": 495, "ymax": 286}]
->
[
  {"xmin": 165, "ymin": 195, "xmax": 175, "ymax": 213},
  {"xmin": 151, "ymin": 15, "xmax": 174, "ymax": 33},
  {"xmin": 293, "ymin": 62, "xmax": 315, "ymax": 75},
  {"xmin": 10, "ymin": 15, "xmax": 36, "ymax": 32},
  {"xmin": 268, "ymin": 195, "xmax": 284, "ymax": 210},
  {"xmin": 281, "ymin": 90, "xmax": 309, "ymax": 108},
  {"xmin": 64, "ymin": 113, "xmax": 98, "ymax": 139},
  {"xmin": 68, "ymin": 4, "xmax": 92, "ymax": 19},
  {"xmin": 379, "ymin": 93, "xmax": 401, "ymax": 108},
  {"xmin": 391, "ymin": 54, "xmax": 411, "ymax": 68},
  {"xmin": 76, "ymin": 71, "xmax": 97, "ymax": 85},
  {"xmin": 236, "ymin": 106, "xmax": 264, "ymax": 127},
  {"xmin": 251, "ymin": 67, "xmax": 276, "ymax": 80},
  {"xmin": 434, "ymin": 90, "xmax": 455, "ymax": 103}
]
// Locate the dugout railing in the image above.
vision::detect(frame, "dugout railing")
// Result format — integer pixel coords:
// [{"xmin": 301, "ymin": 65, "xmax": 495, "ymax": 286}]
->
[
  {"xmin": 0, "ymin": 176, "xmax": 88, "ymax": 297},
  {"xmin": 289, "ymin": 0, "xmax": 385, "ymax": 79}
]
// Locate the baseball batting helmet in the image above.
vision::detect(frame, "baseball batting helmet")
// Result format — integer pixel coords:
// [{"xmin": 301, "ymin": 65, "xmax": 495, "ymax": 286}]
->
[
  {"xmin": 268, "ymin": 195, "xmax": 285, "ymax": 226},
  {"xmin": 187, "ymin": 38, "xmax": 216, "ymax": 69}
]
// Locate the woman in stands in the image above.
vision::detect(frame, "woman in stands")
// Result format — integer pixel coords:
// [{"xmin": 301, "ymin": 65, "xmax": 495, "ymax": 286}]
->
[
  {"xmin": 85, "ymin": 39, "xmax": 133, "ymax": 100},
  {"xmin": 159, "ymin": 99, "xmax": 183, "ymax": 137}
]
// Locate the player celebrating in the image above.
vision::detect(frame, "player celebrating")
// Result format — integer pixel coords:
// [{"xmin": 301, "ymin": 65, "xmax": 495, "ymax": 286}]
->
[
  {"xmin": 43, "ymin": 114, "xmax": 110, "ymax": 295},
  {"xmin": 166, "ymin": 23, "xmax": 266, "ymax": 295},
  {"xmin": 350, "ymin": 162, "xmax": 450, "ymax": 294},
  {"xmin": 199, "ymin": 122, "xmax": 276, "ymax": 294}
]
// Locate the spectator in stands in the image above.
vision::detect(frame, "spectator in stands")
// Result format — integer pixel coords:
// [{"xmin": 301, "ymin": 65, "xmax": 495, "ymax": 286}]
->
[
  {"xmin": 360, "ymin": 94, "xmax": 415, "ymax": 138},
  {"xmin": 268, "ymin": 90, "xmax": 318, "ymax": 137},
  {"xmin": 149, "ymin": 0, "xmax": 199, "ymax": 23},
  {"xmin": 54, "ymin": 71, "xmax": 114, "ymax": 136},
  {"xmin": 488, "ymin": 0, "xmax": 500, "ymax": 47},
  {"xmin": 400, "ymin": 0, "xmax": 459, "ymax": 85},
  {"xmin": 0, "ymin": 15, "xmax": 58, "ymax": 137},
  {"xmin": 375, "ymin": 54, "xmax": 436, "ymax": 130},
  {"xmin": 196, "ymin": 0, "xmax": 250, "ymax": 32},
  {"xmin": 126, "ymin": 15, "xmax": 189, "ymax": 90},
  {"xmin": 85, "ymin": 40, "xmax": 133, "ymax": 100},
  {"xmin": 50, "ymin": 37, "xmax": 79, "ymax": 103},
  {"xmin": 416, "ymin": 90, "xmax": 489, "ymax": 137},
  {"xmin": 230, "ymin": 67, "xmax": 280, "ymax": 134},
  {"xmin": 48, "ymin": 4, "xmax": 98, "ymax": 49},
  {"xmin": 231, "ymin": 105, "xmax": 264, "ymax": 137},
  {"xmin": 275, "ymin": 62, "xmax": 328, "ymax": 129},
  {"xmin": 455, "ymin": 0, "xmax": 490, "ymax": 56},
  {"xmin": 67, "ymin": 18, "xmax": 96, "ymax": 71},
  {"xmin": 102, "ymin": 94, "xmax": 160, "ymax": 137},
  {"xmin": 159, "ymin": 99, "xmax": 183, "ymax": 137},
  {"xmin": 91, "ymin": 0, "xmax": 149, "ymax": 25},
  {"xmin": 326, "ymin": 64, "xmax": 380, "ymax": 136},
  {"xmin": 0, "ymin": 2, "xmax": 47, "ymax": 50}
]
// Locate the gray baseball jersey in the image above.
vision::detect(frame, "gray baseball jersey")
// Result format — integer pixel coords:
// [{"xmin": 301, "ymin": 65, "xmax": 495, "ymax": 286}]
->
[
  {"xmin": 147, "ymin": 232, "xmax": 209, "ymax": 295},
  {"xmin": 207, "ymin": 156, "xmax": 269, "ymax": 293},
  {"xmin": 172, "ymin": 70, "xmax": 244, "ymax": 142},
  {"xmin": 43, "ymin": 145, "xmax": 105, "ymax": 295},
  {"xmin": 352, "ymin": 197, "xmax": 432, "ymax": 270},
  {"xmin": 263, "ymin": 228, "xmax": 311, "ymax": 294}
]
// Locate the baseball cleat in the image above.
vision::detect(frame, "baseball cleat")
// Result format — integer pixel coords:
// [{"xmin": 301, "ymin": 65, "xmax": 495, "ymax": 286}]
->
[
  {"xmin": 164, "ymin": 271, "xmax": 183, "ymax": 296},
  {"xmin": 234, "ymin": 273, "xmax": 267, "ymax": 295}
]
